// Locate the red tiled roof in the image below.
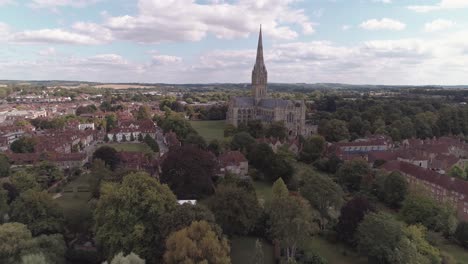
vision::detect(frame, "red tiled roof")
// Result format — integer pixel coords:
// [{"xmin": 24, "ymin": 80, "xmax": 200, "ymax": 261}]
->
[{"xmin": 219, "ymin": 151, "xmax": 247, "ymax": 166}]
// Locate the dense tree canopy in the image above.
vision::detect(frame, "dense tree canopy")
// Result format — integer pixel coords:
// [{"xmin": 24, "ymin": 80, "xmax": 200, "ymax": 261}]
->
[
  {"xmin": 208, "ymin": 184, "xmax": 261, "ymax": 235},
  {"xmin": 455, "ymin": 221, "xmax": 468, "ymax": 249},
  {"xmin": 299, "ymin": 135, "xmax": 326, "ymax": 164},
  {"xmin": 336, "ymin": 160, "xmax": 372, "ymax": 193},
  {"xmin": 10, "ymin": 171, "xmax": 39, "ymax": 193},
  {"xmin": 248, "ymin": 143, "xmax": 294, "ymax": 183},
  {"xmin": 164, "ymin": 220, "xmax": 231, "ymax": 264},
  {"xmin": 93, "ymin": 146, "xmax": 120, "ymax": 170},
  {"xmin": 94, "ymin": 172, "xmax": 177, "ymax": 262},
  {"xmin": 230, "ymin": 132, "xmax": 256, "ymax": 152},
  {"xmin": 10, "ymin": 137, "xmax": 36, "ymax": 153},
  {"xmin": 0, "ymin": 154, "xmax": 10, "ymax": 178},
  {"xmin": 336, "ymin": 196, "xmax": 373, "ymax": 246},
  {"xmin": 10, "ymin": 190, "xmax": 64, "ymax": 236},
  {"xmin": 161, "ymin": 145, "xmax": 216, "ymax": 199},
  {"xmin": 377, "ymin": 171, "xmax": 408, "ymax": 208}
]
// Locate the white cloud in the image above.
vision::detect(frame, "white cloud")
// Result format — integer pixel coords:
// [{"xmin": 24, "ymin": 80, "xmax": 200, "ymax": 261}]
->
[
  {"xmin": 28, "ymin": 0, "xmax": 101, "ymax": 9},
  {"xmin": 372, "ymin": 0, "xmax": 392, "ymax": 3},
  {"xmin": 424, "ymin": 19, "xmax": 455, "ymax": 32},
  {"xmin": 12, "ymin": 28, "xmax": 107, "ymax": 45},
  {"xmin": 0, "ymin": 0, "xmax": 15, "ymax": 6},
  {"xmin": 152, "ymin": 55, "xmax": 182, "ymax": 65},
  {"xmin": 359, "ymin": 18, "xmax": 406, "ymax": 31},
  {"xmin": 38, "ymin": 47, "xmax": 56, "ymax": 56},
  {"xmin": 408, "ymin": 0, "xmax": 468, "ymax": 12},
  {"xmin": 342, "ymin": 25, "xmax": 351, "ymax": 31},
  {"xmin": 102, "ymin": 0, "xmax": 315, "ymax": 43}
]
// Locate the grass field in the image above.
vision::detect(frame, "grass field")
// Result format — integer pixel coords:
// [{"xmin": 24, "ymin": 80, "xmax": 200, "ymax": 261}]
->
[
  {"xmin": 430, "ymin": 232, "xmax": 468, "ymax": 264},
  {"xmin": 189, "ymin": 120, "xmax": 225, "ymax": 142},
  {"xmin": 55, "ymin": 173, "xmax": 92, "ymax": 215},
  {"xmin": 253, "ymin": 181, "xmax": 272, "ymax": 206},
  {"xmin": 103, "ymin": 143, "xmax": 153, "ymax": 153},
  {"xmin": 230, "ymin": 236, "xmax": 275, "ymax": 264},
  {"xmin": 304, "ymin": 236, "xmax": 367, "ymax": 264}
]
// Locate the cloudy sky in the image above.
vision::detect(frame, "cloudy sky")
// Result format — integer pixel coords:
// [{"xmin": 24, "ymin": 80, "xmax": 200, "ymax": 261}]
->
[{"xmin": 0, "ymin": 0, "xmax": 468, "ymax": 85}]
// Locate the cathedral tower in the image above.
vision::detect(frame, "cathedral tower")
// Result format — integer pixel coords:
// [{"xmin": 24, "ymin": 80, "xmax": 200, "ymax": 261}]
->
[{"xmin": 252, "ymin": 25, "xmax": 268, "ymax": 103}]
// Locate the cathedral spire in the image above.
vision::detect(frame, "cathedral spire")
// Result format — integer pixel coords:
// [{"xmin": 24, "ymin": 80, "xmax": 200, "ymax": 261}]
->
[
  {"xmin": 255, "ymin": 25, "xmax": 264, "ymax": 67},
  {"xmin": 252, "ymin": 25, "xmax": 268, "ymax": 102}
]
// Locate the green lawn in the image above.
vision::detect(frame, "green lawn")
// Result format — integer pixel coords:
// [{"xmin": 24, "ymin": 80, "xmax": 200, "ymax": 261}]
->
[
  {"xmin": 304, "ymin": 236, "xmax": 368, "ymax": 264},
  {"xmin": 103, "ymin": 143, "xmax": 153, "ymax": 153},
  {"xmin": 430, "ymin": 232, "xmax": 468, "ymax": 264},
  {"xmin": 189, "ymin": 120, "xmax": 226, "ymax": 142},
  {"xmin": 253, "ymin": 181, "xmax": 272, "ymax": 206},
  {"xmin": 230, "ymin": 236, "xmax": 275, "ymax": 264},
  {"xmin": 55, "ymin": 173, "xmax": 92, "ymax": 214}
]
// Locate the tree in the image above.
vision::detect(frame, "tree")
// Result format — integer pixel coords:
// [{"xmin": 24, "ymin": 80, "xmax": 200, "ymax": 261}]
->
[
  {"xmin": 248, "ymin": 143, "xmax": 294, "ymax": 183},
  {"xmin": 164, "ymin": 220, "xmax": 230, "ymax": 264},
  {"xmin": 0, "ymin": 222, "xmax": 32, "ymax": 264},
  {"xmin": 300, "ymin": 171, "xmax": 343, "ymax": 229},
  {"xmin": 121, "ymin": 134, "xmax": 127, "ymax": 142},
  {"xmin": 265, "ymin": 121, "xmax": 288, "ymax": 140},
  {"xmin": 34, "ymin": 162, "xmax": 63, "ymax": 188},
  {"xmin": 299, "ymin": 135, "xmax": 325, "ymax": 164},
  {"xmin": 379, "ymin": 172, "xmax": 408, "ymax": 208},
  {"xmin": 138, "ymin": 133, "xmax": 144, "ymax": 142},
  {"xmin": 356, "ymin": 212, "xmax": 406, "ymax": 264},
  {"xmin": 10, "ymin": 137, "xmax": 36, "ymax": 153},
  {"xmin": 247, "ymin": 120, "xmax": 265, "ymax": 138},
  {"xmin": 21, "ymin": 254, "xmax": 47, "ymax": 264},
  {"xmin": 184, "ymin": 133, "xmax": 207, "ymax": 149},
  {"xmin": 224, "ymin": 124, "xmax": 237, "ymax": 137},
  {"xmin": 161, "ymin": 145, "xmax": 216, "ymax": 199},
  {"xmin": 320, "ymin": 119, "xmax": 349, "ymax": 142},
  {"xmin": 10, "ymin": 171, "xmax": 39, "ymax": 193},
  {"xmin": 10, "ymin": 190, "xmax": 64, "ymax": 236},
  {"xmin": 88, "ymin": 159, "xmax": 112, "ymax": 198},
  {"xmin": 208, "ymin": 139, "xmax": 222, "ymax": 156},
  {"xmin": 404, "ymin": 225, "xmax": 441, "ymax": 264},
  {"xmin": 230, "ymin": 132, "xmax": 256, "ymax": 152},
  {"xmin": 2, "ymin": 182, "xmax": 19, "ymax": 204},
  {"xmin": 130, "ymin": 133, "xmax": 135, "ymax": 142},
  {"xmin": 251, "ymin": 239, "xmax": 264, "ymax": 264},
  {"xmin": 0, "ymin": 189, "xmax": 7, "ymax": 223},
  {"xmin": 449, "ymin": 165, "xmax": 466, "ymax": 180},
  {"xmin": 105, "ymin": 114, "xmax": 118, "ymax": 132},
  {"xmin": 136, "ymin": 105, "xmax": 152, "ymax": 120},
  {"xmin": 336, "ymin": 160, "xmax": 371, "ymax": 193},
  {"xmin": 159, "ymin": 112, "xmax": 196, "ymax": 140},
  {"xmin": 455, "ymin": 221, "xmax": 468, "ymax": 248},
  {"xmin": 112, "ymin": 134, "xmax": 118, "ymax": 142},
  {"xmin": 400, "ymin": 191, "xmax": 457, "ymax": 235},
  {"xmin": 29, "ymin": 234, "xmax": 66, "ymax": 264},
  {"xmin": 0, "ymin": 154, "xmax": 10, "ymax": 178},
  {"xmin": 208, "ymin": 185, "xmax": 261, "ymax": 235},
  {"xmin": 94, "ymin": 172, "xmax": 177, "ymax": 262},
  {"xmin": 269, "ymin": 179, "xmax": 317, "ymax": 261},
  {"xmin": 93, "ymin": 146, "xmax": 120, "ymax": 170},
  {"xmin": 336, "ymin": 196, "xmax": 373, "ymax": 246},
  {"xmin": 143, "ymin": 134, "xmax": 160, "ymax": 153},
  {"xmin": 105, "ymin": 252, "xmax": 145, "ymax": 264}
]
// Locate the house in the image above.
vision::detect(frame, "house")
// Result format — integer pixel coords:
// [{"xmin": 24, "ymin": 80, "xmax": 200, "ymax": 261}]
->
[
  {"xmin": 381, "ymin": 161, "xmax": 468, "ymax": 221},
  {"xmin": 218, "ymin": 151, "xmax": 249, "ymax": 177},
  {"xmin": 107, "ymin": 119, "xmax": 157, "ymax": 142}
]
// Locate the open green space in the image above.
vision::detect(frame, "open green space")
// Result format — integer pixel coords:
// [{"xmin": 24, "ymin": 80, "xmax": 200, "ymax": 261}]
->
[
  {"xmin": 430, "ymin": 232, "xmax": 468, "ymax": 264},
  {"xmin": 189, "ymin": 120, "xmax": 226, "ymax": 142},
  {"xmin": 103, "ymin": 143, "xmax": 153, "ymax": 153},
  {"xmin": 253, "ymin": 181, "xmax": 272, "ymax": 206},
  {"xmin": 304, "ymin": 236, "xmax": 367, "ymax": 264},
  {"xmin": 230, "ymin": 236, "xmax": 275, "ymax": 264},
  {"xmin": 55, "ymin": 173, "xmax": 92, "ymax": 214}
]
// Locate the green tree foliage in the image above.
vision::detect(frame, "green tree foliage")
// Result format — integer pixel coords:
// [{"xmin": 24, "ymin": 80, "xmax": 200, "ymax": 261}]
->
[
  {"xmin": 208, "ymin": 184, "xmax": 261, "ymax": 235},
  {"xmin": 2, "ymin": 182, "xmax": 19, "ymax": 204},
  {"xmin": 230, "ymin": 132, "xmax": 256, "ymax": 152},
  {"xmin": 208, "ymin": 139, "xmax": 222, "ymax": 156},
  {"xmin": 136, "ymin": 105, "xmax": 152, "ymax": 121},
  {"xmin": 159, "ymin": 112, "xmax": 196, "ymax": 140},
  {"xmin": 10, "ymin": 137, "xmax": 36, "ymax": 153},
  {"xmin": 0, "ymin": 223, "xmax": 33, "ymax": 264},
  {"xmin": 356, "ymin": 212, "xmax": 407, "ymax": 264},
  {"xmin": 455, "ymin": 221, "xmax": 468, "ymax": 248},
  {"xmin": 20, "ymin": 253, "xmax": 47, "ymax": 264},
  {"xmin": 336, "ymin": 196, "xmax": 373, "ymax": 246},
  {"xmin": 336, "ymin": 160, "xmax": 371, "ymax": 192},
  {"xmin": 269, "ymin": 179, "xmax": 317, "ymax": 261},
  {"xmin": 0, "ymin": 189, "xmax": 8, "ymax": 222},
  {"xmin": 93, "ymin": 146, "xmax": 120, "ymax": 170},
  {"xmin": 88, "ymin": 159, "xmax": 112, "ymax": 198},
  {"xmin": 76, "ymin": 104, "xmax": 97, "ymax": 115},
  {"xmin": 184, "ymin": 133, "xmax": 207, "ymax": 149},
  {"xmin": 161, "ymin": 145, "xmax": 215, "ymax": 199},
  {"xmin": 10, "ymin": 171, "xmax": 40, "ymax": 193},
  {"xmin": 300, "ymin": 171, "xmax": 343, "ymax": 229},
  {"xmin": 34, "ymin": 162, "xmax": 63, "ymax": 188},
  {"xmin": 164, "ymin": 220, "xmax": 231, "ymax": 264},
  {"xmin": 0, "ymin": 154, "xmax": 10, "ymax": 177},
  {"xmin": 319, "ymin": 119, "xmax": 350, "ymax": 142},
  {"xmin": 105, "ymin": 114, "xmax": 118, "ymax": 132},
  {"xmin": 94, "ymin": 172, "xmax": 177, "ymax": 262},
  {"xmin": 248, "ymin": 143, "xmax": 294, "ymax": 183},
  {"xmin": 449, "ymin": 165, "xmax": 466, "ymax": 180},
  {"xmin": 247, "ymin": 120, "xmax": 265, "ymax": 138},
  {"xmin": 265, "ymin": 121, "xmax": 287, "ymax": 140},
  {"xmin": 30, "ymin": 117, "xmax": 66, "ymax": 130},
  {"xmin": 400, "ymin": 191, "xmax": 457, "ymax": 235},
  {"xmin": 10, "ymin": 190, "xmax": 64, "ymax": 236},
  {"xmin": 105, "ymin": 252, "xmax": 145, "ymax": 264},
  {"xmin": 299, "ymin": 135, "xmax": 326, "ymax": 164},
  {"xmin": 404, "ymin": 225, "xmax": 441, "ymax": 264},
  {"xmin": 378, "ymin": 171, "xmax": 408, "ymax": 208},
  {"xmin": 224, "ymin": 124, "xmax": 237, "ymax": 137},
  {"xmin": 143, "ymin": 134, "xmax": 160, "ymax": 152}
]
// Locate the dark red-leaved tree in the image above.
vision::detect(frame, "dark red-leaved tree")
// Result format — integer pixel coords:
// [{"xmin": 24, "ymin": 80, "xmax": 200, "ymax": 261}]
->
[
  {"xmin": 336, "ymin": 196, "xmax": 374, "ymax": 246},
  {"xmin": 161, "ymin": 145, "xmax": 216, "ymax": 199}
]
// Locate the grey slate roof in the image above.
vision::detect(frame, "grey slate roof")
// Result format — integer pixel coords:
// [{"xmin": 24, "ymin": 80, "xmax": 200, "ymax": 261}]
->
[
  {"xmin": 258, "ymin": 98, "xmax": 290, "ymax": 108},
  {"xmin": 232, "ymin": 97, "xmax": 254, "ymax": 107}
]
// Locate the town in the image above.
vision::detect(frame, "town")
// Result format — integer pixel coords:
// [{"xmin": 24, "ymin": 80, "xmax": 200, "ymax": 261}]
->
[{"xmin": 3, "ymin": 1, "xmax": 468, "ymax": 264}]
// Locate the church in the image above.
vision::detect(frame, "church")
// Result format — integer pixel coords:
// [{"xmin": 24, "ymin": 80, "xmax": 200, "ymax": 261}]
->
[{"xmin": 226, "ymin": 27, "xmax": 310, "ymax": 137}]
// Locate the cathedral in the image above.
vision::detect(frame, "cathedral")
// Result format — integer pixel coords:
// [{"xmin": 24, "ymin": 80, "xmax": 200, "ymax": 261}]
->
[{"xmin": 226, "ymin": 27, "xmax": 310, "ymax": 137}]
